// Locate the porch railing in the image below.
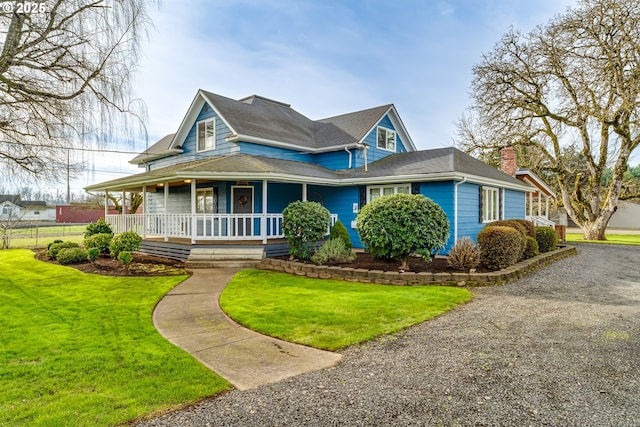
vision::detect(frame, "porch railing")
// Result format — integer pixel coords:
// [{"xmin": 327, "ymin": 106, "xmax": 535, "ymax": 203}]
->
[
  {"xmin": 526, "ymin": 215, "xmax": 555, "ymax": 228},
  {"xmin": 106, "ymin": 213, "xmax": 338, "ymax": 241}
]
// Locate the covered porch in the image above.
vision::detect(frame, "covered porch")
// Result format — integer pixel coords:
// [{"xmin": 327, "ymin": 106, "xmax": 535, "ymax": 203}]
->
[{"xmin": 516, "ymin": 169, "xmax": 556, "ymax": 227}]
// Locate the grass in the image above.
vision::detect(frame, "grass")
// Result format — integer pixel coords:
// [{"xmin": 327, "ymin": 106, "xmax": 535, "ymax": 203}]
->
[
  {"xmin": 220, "ymin": 270, "xmax": 472, "ymax": 351},
  {"xmin": 566, "ymin": 233, "xmax": 640, "ymax": 246},
  {"xmin": 0, "ymin": 249, "xmax": 230, "ymax": 427},
  {"xmin": 8, "ymin": 225, "xmax": 85, "ymax": 248}
]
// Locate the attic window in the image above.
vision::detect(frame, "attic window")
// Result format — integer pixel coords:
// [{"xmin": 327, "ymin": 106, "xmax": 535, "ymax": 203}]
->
[
  {"xmin": 377, "ymin": 127, "xmax": 396, "ymax": 152},
  {"xmin": 197, "ymin": 119, "xmax": 215, "ymax": 152}
]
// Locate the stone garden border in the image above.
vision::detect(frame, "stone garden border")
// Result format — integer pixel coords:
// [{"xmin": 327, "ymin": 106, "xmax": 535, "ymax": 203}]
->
[{"xmin": 257, "ymin": 245, "xmax": 577, "ymax": 286}]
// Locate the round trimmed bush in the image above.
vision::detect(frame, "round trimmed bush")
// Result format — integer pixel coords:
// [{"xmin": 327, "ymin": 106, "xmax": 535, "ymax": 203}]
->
[
  {"xmin": 356, "ymin": 193, "xmax": 450, "ymax": 270},
  {"xmin": 523, "ymin": 236, "xmax": 540, "ymax": 259},
  {"xmin": 84, "ymin": 232, "xmax": 113, "ymax": 255},
  {"xmin": 329, "ymin": 220, "xmax": 352, "ymax": 250},
  {"xmin": 84, "ymin": 218, "xmax": 113, "ymax": 238},
  {"xmin": 109, "ymin": 231, "xmax": 142, "ymax": 258},
  {"xmin": 282, "ymin": 201, "xmax": 331, "ymax": 260},
  {"xmin": 536, "ymin": 226, "xmax": 558, "ymax": 253},
  {"xmin": 486, "ymin": 220, "xmax": 528, "ymax": 237},
  {"xmin": 56, "ymin": 247, "xmax": 88, "ymax": 265},
  {"xmin": 512, "ymin": 219, "xmax": 536, "ymax": 238},
  {"xmin": 47, "ymin": 239, "xmax": 63, "ymax": 250},
  {"xmin": 477, "ymin": 226, "xmax": 524, "ymax": 270},
  {"xmin": 87, "ymin": 247, "xmax": 100, "ymax": 263},
  {"xmin": 47, "ymin": 241, "xmax": 79, "ymax": 260},
  {"xmin": 117, "ymin": 251, "xmax": 133, "ymax": 266}
]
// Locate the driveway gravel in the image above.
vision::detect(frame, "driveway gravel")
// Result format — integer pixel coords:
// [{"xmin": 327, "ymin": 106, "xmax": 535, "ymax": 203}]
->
[{"xmin": 139, "ymin": 244, "xmax": 640, "ymax": 426}]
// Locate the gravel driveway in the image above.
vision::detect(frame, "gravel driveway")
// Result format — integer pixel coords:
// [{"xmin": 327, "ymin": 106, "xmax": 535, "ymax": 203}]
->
[{"xmin": 139, "ymin": 244, "xmax": 640, "ymax": 426}]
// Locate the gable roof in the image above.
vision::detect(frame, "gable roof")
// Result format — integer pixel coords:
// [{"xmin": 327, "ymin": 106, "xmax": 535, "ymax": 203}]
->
[
  {"xmin": 87, "ymin": 147, "xmax": 532, "ymax": 193},
  {"xmin": 0, "ymin": 194, "xmax": 21, "ymax": 206},
  {"xmin": 134, "ymin": 90, "xmax": 416, "ymax": 165},
  {"xmin": 516, "ymin": 168, "xmax": 556, "ymax": 198}
]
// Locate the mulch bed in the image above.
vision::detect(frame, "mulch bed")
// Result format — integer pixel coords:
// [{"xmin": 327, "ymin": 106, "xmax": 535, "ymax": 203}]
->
[
  {"xmin": 33, "ymin": 249, "xmax": 187, "ymax": 277},
  {"xmin": 282, "ymin": 252, "xmax": 492, "ymax": 273}
]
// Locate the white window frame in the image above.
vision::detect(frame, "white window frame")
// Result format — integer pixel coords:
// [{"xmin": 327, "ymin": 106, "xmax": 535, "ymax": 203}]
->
[
  {"xmin": 376, "ymin": 126, "xmax": 397, "ymax": 152},
  {"xmin": 196, "ymin": 188, "xmax": 216, "ymax": 214},
  {"xmin": 367, "ymin": 184, "xmax": 410, "ymax": 203},
  {"xmin": 197, "ymin": 118, "xmax": 215, "ymax": 152},
  {"xmin": 482, "ymin": 186, "xmax": 500, "ymax": 223}
]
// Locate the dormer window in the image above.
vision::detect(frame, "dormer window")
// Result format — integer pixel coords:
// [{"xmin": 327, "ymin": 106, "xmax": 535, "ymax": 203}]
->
[
  {"xmin": 197, "ymin": 118, "xmax": 215, "ymax": 152},
  {"xmin": 377, "ymin": 127, "xmax": 396, "ymax": 152}
]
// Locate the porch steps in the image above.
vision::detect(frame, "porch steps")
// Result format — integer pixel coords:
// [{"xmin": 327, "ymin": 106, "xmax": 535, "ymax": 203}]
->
[{"xmin": 185, "ymin": 247, "xmax": 265, "ymax": 269}]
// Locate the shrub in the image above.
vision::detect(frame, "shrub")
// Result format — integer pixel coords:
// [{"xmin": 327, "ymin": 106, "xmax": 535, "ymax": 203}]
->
[
  {"xmin": 109, "ymin": 231, "xmax": 142, "ymax": 258},
  {"xmin": 512, "ymin": 219, "xmax": 536, "ymax": 238},
  {"xmin": 536, "ymin": 226, "xmax": 558, "ymax": 253},
  {"xmin": 311, "ymin": 238, "xmax": 356, "ymax": 265},
  {"xmin": 87, "ymin": 247, "xmax": 100, "ymax": 263},
  {"xmin": 84, "ymin": 218, "xmax": 113, "ymax": 238},
  {"xmin": 47, "ymin": 239, "xmax": 63, "ymax": 250},
  {"xmin": 47, "ymin": 241, "xmax": 79, "ymax": 260},
  {"xmin": 117, "ymin": 251, "xmax": 133, "ymax": 266},
  {"xmin": 282, "ymin": 201, "xmax": 331, "ymax": 260},
  {"xmin": 329, "ymin": 220, "xmax": 352, "ymax": 250},
  {"xmin": 486, "ymin": 220, "xmax": 528, "ymax": 237},
  {"xmin": 447, "ymin": 237, "xmax": 480, "ymax": 271},
  {"xmin": 356, "ymin": 193, "xmax": 450, "ymax": 270},
  {"xmin": 523, "ymin": 236, "xmax": 540, "ymax": 259},
  {"xmin": 56, "ymin": 247, "xmax": 88, "ymax": 265},
  {"xmin": 84, "ymin": 233, "xmax": 113, "ymax": 255},
  {"xmin": 477, "ymin": 226, "xmax": 524, "ymax": 270}
]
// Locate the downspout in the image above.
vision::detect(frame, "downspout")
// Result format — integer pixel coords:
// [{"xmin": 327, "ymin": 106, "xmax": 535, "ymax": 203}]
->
[
  {"xmin": 344, "ymin": 146, "xmax": 352, "ymax": 169},
  {"xmin": 453, "ymin": 176, "xmax": 467, "ymax": 244},
  {"xmin": 363, "ymin": 143, "xmax": 368, "ymax": 173}
]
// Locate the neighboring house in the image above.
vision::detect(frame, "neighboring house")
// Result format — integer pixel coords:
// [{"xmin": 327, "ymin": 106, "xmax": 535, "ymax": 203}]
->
[
  {"xmin": 0, "ymin": 195, "xmax": 55, "ymax": 221},
  {"xmin": 608, "ymin": 200, "xmax": 640, "ymax": 229},
  {"xmin": 85, "ymin": 90, "xmax": 533, "ymax": 260}
]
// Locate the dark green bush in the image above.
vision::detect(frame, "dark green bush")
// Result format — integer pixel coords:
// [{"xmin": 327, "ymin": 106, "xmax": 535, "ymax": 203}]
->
[
  {"xmin": 512, "ymin": 219, "xmax": 536, "ymax": 238},
  {"xmin": 311, "ymin": 238, "xmax": 356, "ymax": 265},
  {"xmin": 447, "ymin": 237, "xmax": 480, "ymax": 271},
  {"xmin": 56, "ymin": 247, "xmax": 88, "ymax": 265},
  {"xmin": 117, "ymin": 251, "xmax": 133, "ymax": 266},
  {"xmin": 84, "ymin": 233, "xmax": 113, "ymax": 255},
  {"xmin": 84, "ymin": 218, "xmax": 113, "ymax": 238},
  {"xmin": 523, "ymin": 236, "xmax": 540, "ymax": 259},
  {"xmin": 87, "ymin": 247, "xmax": 100, "ymax": 263},
  {"xmin": 329, "ymin": 220, "xmax": 352, "ymax": 250},
  {"xmin": 477, "ymin": 226, "xmax": 524, "ymax": 270},
  {"xmin": 109, "ymin": 231, "xmax": 142, "ymax": 258},
  {"xmin": 486, "ymin": 220, "xmax": 528, "ymax": 237},
  {"xmin": 536, "ymin": 226, "xmax": 558, "ymax": 253},
  {"xmin": 356, "ymin": 193, "xmax": 450, "ymax": 270},
  {"xmin": 47, "ymin": 239, "xmax": 64, "ymax": 250},
  {"xmin": 282, "ymin": 201, "xmax": 331, "ymax": 260},
  {"xmin": 47, "ymin": 241, "xmax": 79, "ymax": 260}
]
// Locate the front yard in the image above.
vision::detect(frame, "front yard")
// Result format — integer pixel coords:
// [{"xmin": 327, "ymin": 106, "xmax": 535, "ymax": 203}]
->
[{"xmin": 0, "ymin": 249, "xmax": 229, "ymax": 427}]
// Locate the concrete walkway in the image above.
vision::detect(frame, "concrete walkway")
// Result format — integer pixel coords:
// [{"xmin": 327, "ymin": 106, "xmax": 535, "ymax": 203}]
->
[{"xmin": 152, "ymin": 268, "xmax": 342, "ymax": 390}]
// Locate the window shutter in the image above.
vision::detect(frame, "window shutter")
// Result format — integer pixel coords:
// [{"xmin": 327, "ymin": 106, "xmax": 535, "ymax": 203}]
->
[
  {"xmin": 479, "ymin": 186, "xmax": 484, "ymax": 223},
  {"xmin": 359, "ymin": 186, "xmax": 367, "ymax": 207},
  {"xmin": 411, "ymin": 183, "xmax": 420, "ymax": 194}
]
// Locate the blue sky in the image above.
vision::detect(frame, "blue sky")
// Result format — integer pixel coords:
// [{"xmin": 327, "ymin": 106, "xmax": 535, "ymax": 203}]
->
[{"xmin": 78, "ymin": 0, "xmax": 574, "ymax": 193}]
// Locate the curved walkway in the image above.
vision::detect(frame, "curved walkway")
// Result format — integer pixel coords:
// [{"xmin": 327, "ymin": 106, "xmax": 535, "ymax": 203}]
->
[{"xmin": 152, "ymin": 268, "xmax": 342, "ymax": 391}]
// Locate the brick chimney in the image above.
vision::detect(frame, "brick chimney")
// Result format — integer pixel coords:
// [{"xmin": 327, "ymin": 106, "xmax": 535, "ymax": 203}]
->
[{"xmin": 500, "ymin": 145, "xmax": 516, "ymax": 177}]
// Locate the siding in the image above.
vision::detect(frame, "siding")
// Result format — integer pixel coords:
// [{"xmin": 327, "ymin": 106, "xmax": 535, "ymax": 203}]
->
[
  {"xmin": 504, "ymin": 189, "xmax": 526, "ymax": 219},
  {"xmin": 418, "ymin": 182, "xmax": 455, "ymax": 253},
  {"xmin": 308, "ymin": 185, "xmax": 361, "ymax": 247},
  {"xmin": 456, "ymin": 182, "xmax": 484, "ymax": 246},
  {"xmin": 147, "ymin": 183, "xmax": 227, "ymax": 213},
  {"xmin": 357, "ymin": 114, "xmax": 409, "ymax": 167},
  {"xmin": 314, "ymin": 150, "xmax": 352, "ymax": 170},
  {"xmin": 237, "ymin": 142, "xmax": 310, "ymax": 162},
  {"xmin": 267, "ymin": 183, "xmax": 303, "ymax": 213},
  {"xmin": 147, "ymin": 103, "xmax": 238, "ymax": 171}
]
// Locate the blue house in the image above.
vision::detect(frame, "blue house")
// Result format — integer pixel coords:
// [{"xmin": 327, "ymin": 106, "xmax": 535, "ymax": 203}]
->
[{"xmin": 85, "ymin": 90, "xmax": 533, "ymax": 261}]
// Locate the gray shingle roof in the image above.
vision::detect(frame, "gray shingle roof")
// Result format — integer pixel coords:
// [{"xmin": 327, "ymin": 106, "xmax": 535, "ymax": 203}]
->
[
  {"xmin": 314, "ymin": 105, "xmax": 392, "ymax": 149},
  {"xmin": 0, "ymin": 194, "xmax": 21, "ymax": 205},
  {"xmin": 130, "ymin": 133, "xmax": 176, "ymax": 164}
]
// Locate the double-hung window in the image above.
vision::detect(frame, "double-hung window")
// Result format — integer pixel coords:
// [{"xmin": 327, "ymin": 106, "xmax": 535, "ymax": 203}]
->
[
  {"xmin": 197, "ymin": 119, "xmax": 215, "ymax": 152},
  {"xmin": 482, "ymin": 186, "xmax": 500, "ymax": 222},
  {"xmin": 196, "ymin": 188, "xmax": 217, "ymax": 213},
  {"xmin": 377, "ymin": 127, "xmax": 396, "ymax": 152},
  {"xmin": 368, "ymin": 184, "xmax": 410, "ymax": 203}
]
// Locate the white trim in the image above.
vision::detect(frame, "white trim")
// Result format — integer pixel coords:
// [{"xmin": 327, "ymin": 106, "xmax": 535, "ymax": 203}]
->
[
  {"xmin": 481, "ymin": 186, "xmax": 500, "ymax": 223},
  {"xmin": 366, "ymin": 183, "xmax": 410, "ymax": 203},
  {"xmin": 376, "ymin": 126, "xmax": 397, "ymax": 152},
  {"xmin": 453, "ymin": 177, "xmax": 467, "ymax": 243}
]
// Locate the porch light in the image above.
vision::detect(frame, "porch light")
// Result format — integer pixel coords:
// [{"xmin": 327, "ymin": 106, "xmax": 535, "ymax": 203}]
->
[
  {"xmin": 157, "ymin": 183, "xmax": 164, "ymax": 187},
  {"xmin": 184, "ymin": 179, "xmax": 192, "ymax": 183}
]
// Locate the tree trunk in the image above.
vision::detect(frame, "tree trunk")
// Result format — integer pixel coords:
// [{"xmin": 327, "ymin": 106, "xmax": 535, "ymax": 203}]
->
[{"xmin": 582, "ymin": 222, "xmax": 607, "ymax": 240}]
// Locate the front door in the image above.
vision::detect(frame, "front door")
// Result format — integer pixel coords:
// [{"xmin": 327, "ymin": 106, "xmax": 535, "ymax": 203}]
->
[{"xmin": 232, "ymin": 186, "xmax": 253, "ymax": 236}]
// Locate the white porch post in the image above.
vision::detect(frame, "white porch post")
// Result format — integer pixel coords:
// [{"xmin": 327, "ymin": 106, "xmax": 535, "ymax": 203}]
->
[
  {"xmin": 302, "ymin": 183, "xmax": 307, "ymax": 201},
  {"xmin": 545, "ymin": 196, "xmax": 550, "ymax": 219},
  {"xmin": 142, "ymin": 186, "xmax": 147, "ymax": 239},
  {"xmin": 538, "ymin": 192, "xmax": 542, "ymax": 216},
  {"xmin": 262, "ymin": 179, "xmax": 268, "ymax": 244},
  {"xmin": 163, "ymin": 182, "xmax": 169, "ymax": 242},
  {"xmin": 122, "ymin": 190, "xmax": 126, "ymax": 216},
  {"xmin": 529, "ymin": 192, "xmax": 533, "ymax": 217},
  {"xmin": 190, "ymin": 180, "xmax": 197, "ymax": 244},
  {"xmin": 104, "ymin": 192, "xmax": 108, "ymax": 218}
]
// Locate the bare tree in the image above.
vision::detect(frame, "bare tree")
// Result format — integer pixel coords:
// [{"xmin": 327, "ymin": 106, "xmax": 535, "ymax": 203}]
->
[
  {"xmin": 456, "ymin": 0, "xmax": 640, "ymax": 240},
  {"xmin": 0, "ymin": 0, "xmax": 154, "ymax": 182}
]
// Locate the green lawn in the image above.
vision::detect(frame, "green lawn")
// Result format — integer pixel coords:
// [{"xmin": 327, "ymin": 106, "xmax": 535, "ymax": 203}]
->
[
  {"xmin": 220, "ymin": 270, "xmax": 472, "ymax": 351},
  {"xmin": 0, "ymin": 249, "xmax": 229, "ymax": 427},
  {"xmin": 566, "ymin": 233, "xmax": 640, "ymax": 246}
]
